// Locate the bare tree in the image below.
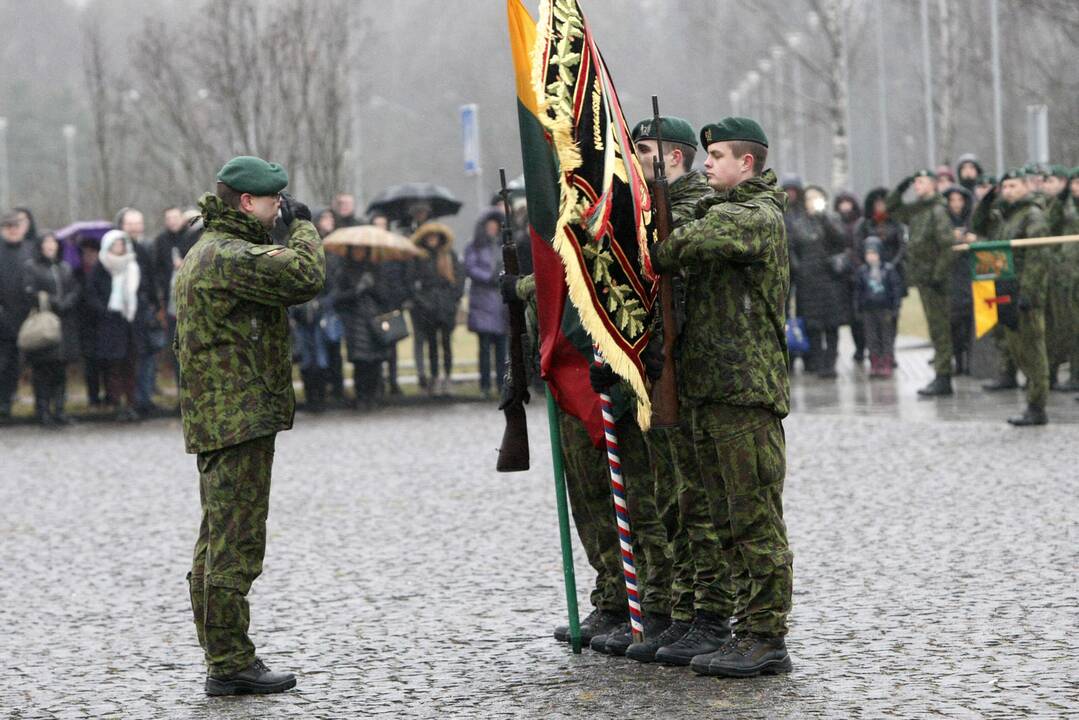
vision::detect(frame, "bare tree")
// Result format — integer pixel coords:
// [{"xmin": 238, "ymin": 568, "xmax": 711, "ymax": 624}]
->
[{"xmin": 82, "ymin": 14, "xmax": 116, "ymax": 216}]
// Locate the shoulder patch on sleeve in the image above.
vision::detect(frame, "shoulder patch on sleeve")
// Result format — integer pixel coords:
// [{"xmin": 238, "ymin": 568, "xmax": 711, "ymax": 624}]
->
[{"xmin": 247, "ymin": 244, "xmax": 280, "ymax": 256}]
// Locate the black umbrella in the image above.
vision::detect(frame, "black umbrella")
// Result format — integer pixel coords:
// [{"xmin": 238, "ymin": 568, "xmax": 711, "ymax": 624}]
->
[{"xmin": 366, "ymin": 182, "xmax": 463, "ymax": 223}]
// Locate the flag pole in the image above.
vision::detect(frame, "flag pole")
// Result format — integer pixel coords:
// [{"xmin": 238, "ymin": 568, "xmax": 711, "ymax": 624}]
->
[
  {"xmin": 545, "ymin": 385, "xmax": 582, "ymax": 653},
  {"xmin": 592, "ymin": 347, "xmax": 644, "ymax": 643}
]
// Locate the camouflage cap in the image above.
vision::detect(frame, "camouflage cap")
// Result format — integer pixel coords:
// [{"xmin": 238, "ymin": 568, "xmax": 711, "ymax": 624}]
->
[
  {"xmin": 700, "ymin": 117, "xmax": 768, "ymax": 149},
  {"xmin": 216, "ymin": 156, "xmax": 289, "ymax": 196},
  {"xmin": 631, "ymin": 116, "xmax": 697, "ymax": 148},
  {"xmin": 1000, "ymin": 167, "xmax": 1027, "ymax": 181}
]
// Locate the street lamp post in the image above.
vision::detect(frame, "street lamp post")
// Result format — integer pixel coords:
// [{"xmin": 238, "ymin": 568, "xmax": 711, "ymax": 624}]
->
[
  {"xmin": 62, "ymin": 124, "xmax": 77, "ymax": 223},
  {"xmin": 771, "ymin": 45, "xmax": 786, "ymax": 174},
  {"xmin": 786, "ymin": 32, "xmax": 807, "ymax": 179},
  {"xmin": 0, "ymin": 117, "xmax": 8, "ymax": 212},
  {"xmin": 989, "ymin": 0, "xmax": 1005, "ymax": 174},
  {"xmin": 919, "ymin": 0, "xmax": 937, "ymax": 169},
  {"xmin": 875, "ymin": 0, "xmax": 890, "ymax": 184}
]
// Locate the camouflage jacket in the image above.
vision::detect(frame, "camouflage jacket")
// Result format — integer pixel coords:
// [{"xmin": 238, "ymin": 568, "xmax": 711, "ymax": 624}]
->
[
  {"xmin": 652, "ymin": 169, "xmax": 790, "ymax": 418},
  {"xmin": 971, "ymin": 193, "xmax": 1050, "ymax": 306},
  {"xmin": 669, "ymin": 170, "xmax": 713, "ymax": 227},
  {"xmin": 175, "ymin": 194, "xmax": 325, "ymax": 453},
  {"xmin": 885, "ymin": 190, "xmax": 952, "ymax": 288}
]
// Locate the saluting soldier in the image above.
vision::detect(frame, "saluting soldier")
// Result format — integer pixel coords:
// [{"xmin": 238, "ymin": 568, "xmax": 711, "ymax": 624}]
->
[
  {"xmin": 886, "ymin": 169, "xmax": 956, "ymax": 396},
  {"xmin": 649, "ymin": 117, "xmax": 794, "ymax": 677},
  {"xmin": 971, "ymin": 168, "xmax": 1052, "ymax": 425},
  {"xmin": 175, "ymin": 156, "xmax": 324, "ymax": 695}
]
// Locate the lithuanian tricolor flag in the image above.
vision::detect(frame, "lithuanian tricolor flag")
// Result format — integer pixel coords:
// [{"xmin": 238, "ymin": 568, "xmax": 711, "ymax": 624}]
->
[
  {"xmin": 508, "ymin": 0, "xmax": 655, "ymax": 434},
  {"xmin": 507, "ymin": 0, "xmax": 604, "ymax": 444}
]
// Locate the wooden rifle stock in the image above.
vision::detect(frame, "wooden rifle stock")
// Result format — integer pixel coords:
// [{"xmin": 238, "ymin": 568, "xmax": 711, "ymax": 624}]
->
[
  {"xmin": 649, "ymin": 96, "xmax": 679, "ymax": 428},
  {"xmin": 497, "ymin": 168, "xmax": 530, "ymax": 472}
]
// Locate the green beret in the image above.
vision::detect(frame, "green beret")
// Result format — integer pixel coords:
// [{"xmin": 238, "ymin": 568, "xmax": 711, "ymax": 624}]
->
[
  {"xmin": 1071, "ymin": 167, "xmax": 1079, "ymax": 180},
  {"xmin": 912, "ymin": 168, "xmax": 936, "ymax": 179},
  {"xmin": 1049, "ymin": 164, "xmax": 1069, "ymax": 178},
  {"xmin": 700, "ymin": 117, "xmax": 768, "ymax": 149},
  {"xmin": 977, "ymin": 174, "xmax": 997, "ymax": 186},
  {"xmin": 216, "ymin": 156, "xmax": 289, "ymax": 196},
  {"xmin": 1000, "ymin": 167, "xmax": 1027, "ymax": 181},
  {"xmin": 1022, "ymin": 162, "xmax": 1047, "ymax": 177},
  {"xmin": 631, "ymin": 116, "xmax": 697, "ymax": 148}
]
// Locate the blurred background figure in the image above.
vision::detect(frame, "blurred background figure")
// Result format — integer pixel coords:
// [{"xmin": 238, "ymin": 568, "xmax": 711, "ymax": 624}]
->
[
  {"xmin": 788, "ymin": 185, "xmax": 849, "ymax": 378},
  {"xmin": 0, "ymin": 212, "xmax": 34, "ymax": 418},
  {"xmin": 89, "ymin": 230, "xmax": 140, "ymax": 421},
  {"xmin": 409, "ymin": 222, "xmax": 463, "ymax": 397},
  {"xmin": 464, "ymin": 208, "xmax": 508, "ymax": 399},
  {"xmin": 22, "ymin": 231, "xmax": 81, "ymax": 426},
  {"xmin": 332, "ymin": 246, "xmax": 384, "ymax": 410}
]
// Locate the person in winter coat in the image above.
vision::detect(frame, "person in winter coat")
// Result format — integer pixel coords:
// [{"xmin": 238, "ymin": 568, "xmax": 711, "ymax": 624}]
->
[
  {"xmin": 943, "ymin": 186, "xmax": 974, "ymax": 375},
  {"xmin": 834, "ymin": 190, "xmax": 865, "ymax": 363},
  {"xmin": 855, "ymin": 188, "xmax": 908, "ymax": 291},
  {"xmin": 854, "ymin": 237, "xmax": 903, "ymax": 379},
  {"xmin": 22, "ymin": 231, "xmax": 81, "ymax": 426},
  {"xmin": 88, "ymin": 230, "xmax": 140, "ymax": 421},
  {"xmin": 331, "ymin": 246, "xmax": 385, "ymax": 409},
  {"xmin": 74, "ymin": 236, "xmax": 109, "ymax": 407},
  {"xmin": 116, "ymin": 207, "xmax": 164, "ymax": 417},
  {"xmin": 314, "ymin": 209, "xmax": 346, "ymax": 404},
  {"xmin": 955, "ymin": 153, "xmax": 983, "ymax": 193},
  {"xmin": 371, "ymin": 211, "xmax": 408, "ymax": 397},
  {"xmin": 788, "ymin": 185, "xmax": 850, "ymax": 378},
  {"xmin": 0, "ymin": 212, "xmax": 35, "ymax": 418},
  {"xmin": 464, "ymin": 209, "xmax": 508, "ymax": 398},
  {"xmin": 409, "ymin": 222, "xmax": 464, "ymax": 396}
]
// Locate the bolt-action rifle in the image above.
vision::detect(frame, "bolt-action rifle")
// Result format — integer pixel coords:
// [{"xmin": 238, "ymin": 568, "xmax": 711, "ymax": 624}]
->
[
  {"xmin": 496, "ymin": 168, "xmax": 530, "ymax": 472},
  {"xmin": 649, "ymin": 95, "xmax": 678, "ymax": 428}
]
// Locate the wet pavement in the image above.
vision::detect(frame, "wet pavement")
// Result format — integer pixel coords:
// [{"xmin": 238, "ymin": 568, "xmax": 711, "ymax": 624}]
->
[{"xmin": 2, "ymin": 335, "xmax": 1077, "ymax": 719}]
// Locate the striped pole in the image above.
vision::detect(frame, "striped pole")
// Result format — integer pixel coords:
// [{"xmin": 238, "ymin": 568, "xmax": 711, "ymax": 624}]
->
[{"xmin": 592, "ymin": 347, "xmax": 644, "ymax": 643}]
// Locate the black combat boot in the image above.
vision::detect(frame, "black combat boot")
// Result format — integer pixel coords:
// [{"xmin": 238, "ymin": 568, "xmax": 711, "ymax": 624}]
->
[
  {"xmin": 205, "ymin": 658, "xmax": 296, "ymax": 696},
  {"xmin": 1006, "ymin": 404, "xmax": 1048, "ymax": 426},
  {"xmin": 691, "ymin": 633, "xmax": 792, "ymax": 678},
  {"xmin": 654, "ymin": 611, "xmax": 731, "ymax": 666},
  {"xmin": 589, "ymin": 622, "xmax": 623, "ymax": 653},
  {"xmin": 625, "ymin": 618, "xmax": 690, "ymax": 663},
  {"xmin": 603, "ymin": 613, "xmax": 671, "ymax": 656},
  {"xmin": 982, "ymin": 373, "xmax": 1019, "ymax": 391},
  {"xmin": 554, "ymin": 608, "xmax": 623, "ymax": 644},
  {"xmin": 917, "ymin": 374, "xmax": 953, "ymax": 397}
]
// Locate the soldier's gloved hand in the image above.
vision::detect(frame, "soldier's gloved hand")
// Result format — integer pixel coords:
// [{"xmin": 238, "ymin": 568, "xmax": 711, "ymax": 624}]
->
[
  {"xmin": 589, "ymin": 363, "xmax": 617, "ymax": 393},
  {"xmin": 499, "ymin": 272, "xmax": 519, "ymax": 304},
  {"xmin": 279, "ymin": 193, "xmax": 312, "ymax": 226},
  {"xmin": 642, "ymin": 343, "xmax": 665, "ymax": 382},
  {"xmin": 897, "ymin": 175, "xmax": 915, "ymax": 194}
]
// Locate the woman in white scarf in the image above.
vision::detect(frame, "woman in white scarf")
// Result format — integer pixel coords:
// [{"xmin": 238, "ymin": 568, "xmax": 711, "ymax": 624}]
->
[{"xmin": 98, "ymin": 229, "xmax": 140, "ymax": 323}]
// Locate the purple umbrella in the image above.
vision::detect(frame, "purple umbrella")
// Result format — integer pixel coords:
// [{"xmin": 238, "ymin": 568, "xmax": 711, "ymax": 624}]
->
[{"xmin": 55, "ymin": 220, "xmax": 112, "ymax": 271}]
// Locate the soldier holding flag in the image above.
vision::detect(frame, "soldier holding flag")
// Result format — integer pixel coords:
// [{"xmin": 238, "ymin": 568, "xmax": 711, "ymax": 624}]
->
[{"xmin": 649, "ymin": 117, "xmax": 794, "ymax": 677}]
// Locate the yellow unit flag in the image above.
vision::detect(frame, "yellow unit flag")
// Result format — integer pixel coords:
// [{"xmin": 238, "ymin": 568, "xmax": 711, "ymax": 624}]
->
[{"xmin": 972, "ymin": 280, "xmax": 999, "ymax": 338}]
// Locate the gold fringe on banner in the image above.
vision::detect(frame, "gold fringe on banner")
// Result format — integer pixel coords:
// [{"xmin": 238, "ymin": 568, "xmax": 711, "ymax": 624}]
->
[{"xmin": 531, "ymin": 0, "xmax": 653, "ymax": 431}]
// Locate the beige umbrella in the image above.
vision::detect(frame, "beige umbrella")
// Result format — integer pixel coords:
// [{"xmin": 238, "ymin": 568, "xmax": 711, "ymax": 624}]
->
[{"xmin": 323, "ymin": 225, "xmax": 428, "ymax": 262}]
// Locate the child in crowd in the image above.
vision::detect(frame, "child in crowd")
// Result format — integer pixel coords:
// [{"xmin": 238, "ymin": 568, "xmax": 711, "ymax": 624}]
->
[{"xmin": 855, "ymin": 236, "xmax": 903, "ymax": 378}]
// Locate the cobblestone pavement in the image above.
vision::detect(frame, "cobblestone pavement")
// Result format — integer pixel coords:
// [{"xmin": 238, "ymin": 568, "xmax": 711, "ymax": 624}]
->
[{"xmin": 2, "ymin": 340, "xmax": 1076, "ymax": 718}]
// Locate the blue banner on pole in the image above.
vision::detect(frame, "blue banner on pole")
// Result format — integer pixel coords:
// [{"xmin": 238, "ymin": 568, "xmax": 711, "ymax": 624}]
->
[{"xmin": 460, "ymin": 103, "xmax": 480, "ymax": 175}]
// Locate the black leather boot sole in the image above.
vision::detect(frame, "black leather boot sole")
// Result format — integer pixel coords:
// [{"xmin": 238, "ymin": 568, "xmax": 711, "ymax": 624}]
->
[{"xmin": 205, "ymin": 674, "xmax": 296, "ymax": 696}]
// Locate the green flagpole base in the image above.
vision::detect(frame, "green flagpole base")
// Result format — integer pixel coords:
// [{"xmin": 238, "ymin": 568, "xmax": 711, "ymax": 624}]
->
[{"xmin": 546, "ymin": 385, "xmax": 581, "ymax": 654}]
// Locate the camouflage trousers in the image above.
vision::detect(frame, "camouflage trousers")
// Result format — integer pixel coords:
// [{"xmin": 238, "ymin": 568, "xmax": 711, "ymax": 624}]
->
[
  {"xmin": 1003, "ymin": 308, "xmax": 1049, "ymax": 408},
  {"xmin": 188, "ymin": 433, "xmax": 276, "ymax": 676},
  {"xmin": 558, "ymin": 411, "xmax": 672, "ymax": 617},
  {"xmin": 918, "ymin": 284, "xmax": 953, "ymax": 376},
  {"xmin": 646, "ymin": 421, "xmax": 734, "ymax": 622},
  {"xmin": 1046, "ymin": 274, "xmax": 1079, "ymax": 381},
  {"xmin": 690, "ymin": 404, "xmax": 793, "ymax": 637}
]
